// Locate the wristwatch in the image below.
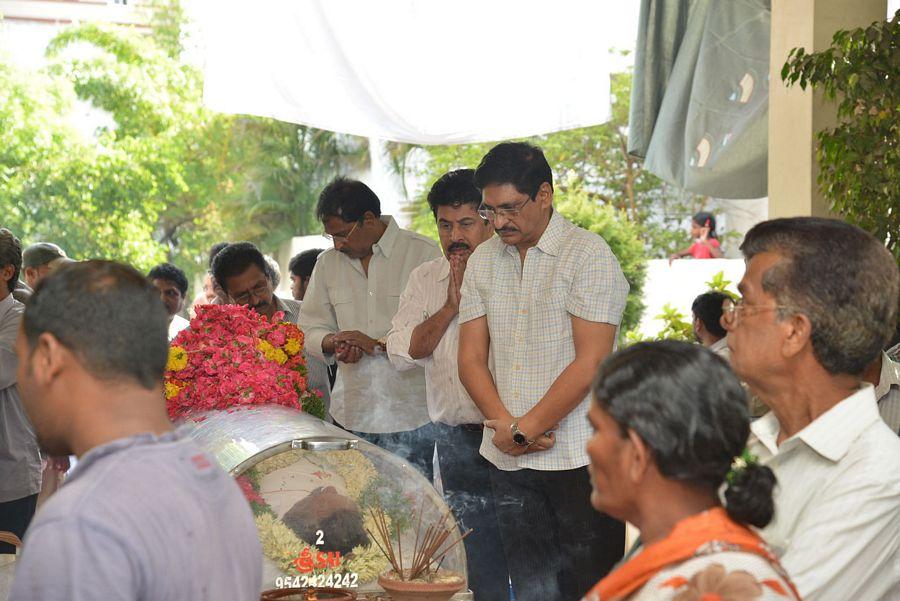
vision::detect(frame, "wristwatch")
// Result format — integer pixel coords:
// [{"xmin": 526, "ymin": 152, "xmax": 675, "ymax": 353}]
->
[{"xmin": 510, "ymin": 420, "xmax": 534, "ymax": 447}]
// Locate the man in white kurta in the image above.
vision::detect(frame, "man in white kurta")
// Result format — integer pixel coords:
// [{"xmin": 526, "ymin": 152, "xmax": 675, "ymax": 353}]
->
[
  {"xmin": 300, "ymin": 178, "xmax": 440, "ymax": 479},
  {"xmin": 724, "ymin": 217, "xmax": 900, "ymax": 601}
]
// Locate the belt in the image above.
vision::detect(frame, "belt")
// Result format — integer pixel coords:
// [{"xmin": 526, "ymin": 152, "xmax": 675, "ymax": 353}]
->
[{"xmin": 457, "ymin": 423, "xmax": 484, "ymax": 432}]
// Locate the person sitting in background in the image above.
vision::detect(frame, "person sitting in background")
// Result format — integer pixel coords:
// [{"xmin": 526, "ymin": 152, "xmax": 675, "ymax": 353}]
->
[
  {"xmin": 691, "ymin": 291, "xmax": 730, "ymax": 358},
  {"xmin": 584, "ymin": 340, "xmax": 799, "ymax": 601},
  {"xmin": 724, "ymin": 217, "xmax": 900, "ymax": 600},
  {"xmin": 0, "ymin": 229, "xmax": 42, "ymax": 554},
  {"xmin": 861, "ymin": 341, "xmax": 900, "ymax": 434},
  {"xmin": 21, "ymin": 243, "xmax": 71, "ymax": 290},
  {"xmin": 147, "ymin": 263, "xmax": 190, "ymax": 341},
  {"xmin": 669, "ymin": 211, "xmax": 723, "ymax": 263},
  {"xmin": 583, "ymin": 341, "xmax": 799, "ymax": 601},
  {"xmin": 288, "ymin": 249, "xmax": 324, "ymax": 301},
  {"xmin": 9, "ymin": 260, "xmax": 261, "ymax": 601}
]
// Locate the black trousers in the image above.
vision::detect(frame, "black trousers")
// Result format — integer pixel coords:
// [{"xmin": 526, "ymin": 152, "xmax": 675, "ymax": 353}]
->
[
  {"xmin": 434, "ymin": 423, "xmax": 510, "ymax": 601},
  {"xmin": 490, "ymin": 466, "xmax": 624, "ymax": 601},
  {"xmin": 348, "ymin": 421, "xmax": 436, "ymax": 483},
  {"xmin": 0, "ymin": 493, "xmax": 38, "ymax": 554}
]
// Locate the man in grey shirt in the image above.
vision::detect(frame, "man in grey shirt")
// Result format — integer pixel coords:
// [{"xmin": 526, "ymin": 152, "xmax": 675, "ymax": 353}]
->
[
  {"xmin": 10, "ymin": 260, "xmax": 261, "ymax": 601},
  {"xmin": 0, "ymin": 228, "xmax": 42, "ymax": 554}
]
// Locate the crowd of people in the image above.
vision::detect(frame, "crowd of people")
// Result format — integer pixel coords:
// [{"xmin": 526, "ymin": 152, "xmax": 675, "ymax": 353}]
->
[{"xmin": 0, "ymin": 140, "xmax": 898, "ymax": 601}]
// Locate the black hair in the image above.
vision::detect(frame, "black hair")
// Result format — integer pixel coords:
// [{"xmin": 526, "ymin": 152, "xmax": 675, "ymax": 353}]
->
[
  {"xmin": 693, "ymin": 212, "xmax": 718, "ymax": 239},
  {"xmin": 691, "ymin": 291, "xmax": 729, "ymax": 339},
  {"xmin": 147, "ymin": 263, "xmax": 189, "ymax": 296},
  {"xmin": 316, "ymin": 177, "xmax": 381, "ymax": 223},
  {"xmin": 208, "ymin": 242, "xmax": 229, "ymax": 270},
  {"xmin": 741, "ymin": 217, "xmax": 898, "ymax": 376},
  {"xmin": 211, "ymin": 242, "xmax": 268, "ymax": 294},
  {"xmin": 427, "ymin": 169, "xmax": 481, "ymax": 217},
  {"xmin": 0, "ymin": 228, "xmax": 22, "ymax": 294},
  {"xmin": 473, "ymin": 142, "xmax": 553, "ymax": 198},
  {"xmin": 23, "ymin": 260, "xmax": 169, "ymax": 390},
  {"xmin": 593, "ymin": 340, "xmax": 775, "ymax": 528},
  {"xmin": 288, "ymin": 249, "xmax": 324, "ymax": 280}
]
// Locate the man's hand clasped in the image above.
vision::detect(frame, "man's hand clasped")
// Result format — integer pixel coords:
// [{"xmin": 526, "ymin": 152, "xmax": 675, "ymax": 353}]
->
[
  {"xmin": 484, "ymin": 416, "xmax": 558, "ymax": 456},
  {"xmin": 331, "ymin": 330, "xmax": 381, "ymax": 364}
]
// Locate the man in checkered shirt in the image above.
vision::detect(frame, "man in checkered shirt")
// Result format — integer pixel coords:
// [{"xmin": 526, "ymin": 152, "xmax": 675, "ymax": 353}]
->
[{"xmin": 458, "ymin": 142, "xmax": 628, "ymax": 601}]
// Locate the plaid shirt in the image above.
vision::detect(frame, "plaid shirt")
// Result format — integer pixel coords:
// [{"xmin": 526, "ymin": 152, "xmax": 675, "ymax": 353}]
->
[{"xmin": 459, "ymin": 210, "xmax": 628, "ymax": 471}]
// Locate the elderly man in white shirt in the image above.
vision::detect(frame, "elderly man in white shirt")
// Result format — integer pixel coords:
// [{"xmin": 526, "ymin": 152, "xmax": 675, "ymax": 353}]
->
[
  {"xmin": 458, "ymin": 143, "xmax": 628, "ymax": 601},
  {"xmin": 300, "ymin": 178, "xmax": 441, "ymax": 479},
  {"xmin": 386, "ymin": 169, "xmax": 507, "ymax": 600},
  {"xmin": 723, "ymin": 217, "xmax": 900, "ymax": 601}
]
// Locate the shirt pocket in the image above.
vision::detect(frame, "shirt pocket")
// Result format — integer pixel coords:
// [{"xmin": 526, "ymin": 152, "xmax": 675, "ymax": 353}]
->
[
  {"xmin": 531, "ymin": 283, "xmax": 573, "ymax": 344},
  {"xmin": 331, "ymin": 289, "xmax": 356, "ymax": 328}
]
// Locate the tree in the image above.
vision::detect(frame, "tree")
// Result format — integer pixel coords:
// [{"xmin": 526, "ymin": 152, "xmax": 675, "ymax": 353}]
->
[
  {"xmin": 1, "ymin": 2, "xmax": 366, "ymax": 285},
  {"xmin": 782, "ymin": 10, "xmax": 899, "ymax": 258}
]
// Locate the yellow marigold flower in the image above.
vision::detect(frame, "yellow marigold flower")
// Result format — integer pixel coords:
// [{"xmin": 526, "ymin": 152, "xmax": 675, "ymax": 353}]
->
[
  {"xmin": 166, "ymin": 346, "xmax": 188, "ymax": 372},
  {"xmin": 272, "ymin": 349, "xmax": 288, "ymax": 365},
  {"xmin": 164, "ymin": 380, "xmax": 183, "ymax": 399},
  {"xmin": 284, "ymin": 338, "xmax": 302, "ymax": 356}
]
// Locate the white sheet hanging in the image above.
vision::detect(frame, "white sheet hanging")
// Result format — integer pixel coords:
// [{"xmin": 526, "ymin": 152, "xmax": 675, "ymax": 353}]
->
[{"xmin": 197, "ymin": 0, "xmax": 617, "ymax": 144}]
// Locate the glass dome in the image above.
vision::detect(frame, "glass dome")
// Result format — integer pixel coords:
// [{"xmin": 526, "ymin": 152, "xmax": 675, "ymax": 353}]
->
[{"xmin": 181, "ymin": 405, "xmax": 469, "ymax": 597}]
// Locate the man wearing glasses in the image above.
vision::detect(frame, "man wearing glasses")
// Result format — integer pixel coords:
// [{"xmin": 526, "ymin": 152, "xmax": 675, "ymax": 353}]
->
[
  {"xmin": 212, "ymin": 242, "xmax": 301, "ymax": 324},
  {"xmin": 457, "ymin": 142, "xmax": 628, "ymax": 601},
  {"xmin": 723, "ymin": 217, "xmax": 900, "ymax": 601},
  {"xmin": 299, "ymin": 178, "xmax": 441, "ymax": 479}
]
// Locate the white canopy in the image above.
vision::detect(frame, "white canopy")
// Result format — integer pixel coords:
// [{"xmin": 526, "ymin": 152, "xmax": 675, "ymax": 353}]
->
[{"xmin": 197, "ymin": 0, "xmax": 628, "ymax": 144}]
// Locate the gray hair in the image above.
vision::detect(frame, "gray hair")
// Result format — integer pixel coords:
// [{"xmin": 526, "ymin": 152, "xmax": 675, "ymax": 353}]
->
[
  {"xmin": 741, "ymin": 217, "xmax": 899, "ymax": 376},
  {"xmin": 0, "ymin": 229, "xmax": 23, "ymax": 294},
  {"xmin": 264, "ymin": 255, "xmax": 281, "ymax": 289}
]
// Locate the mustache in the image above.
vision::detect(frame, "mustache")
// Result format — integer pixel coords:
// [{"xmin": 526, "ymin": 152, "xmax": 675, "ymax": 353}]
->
[
  {"xmin": 496, "ymin": 227, "xmax": 518, "ymax": 235},
  {"xmin": 448, "ymin": 242, "xmax": 470, "ymax": 252}
]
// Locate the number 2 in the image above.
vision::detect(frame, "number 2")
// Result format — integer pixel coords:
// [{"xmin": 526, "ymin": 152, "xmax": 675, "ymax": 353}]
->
[{"xmin": 315, "ymin": 529, "xmax": 324, "ymax": 546}]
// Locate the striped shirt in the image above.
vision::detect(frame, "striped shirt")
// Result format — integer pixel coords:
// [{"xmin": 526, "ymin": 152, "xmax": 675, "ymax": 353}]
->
[
  {"xmin": 749, "ymin": 385, "xmax": 900, "ymax": 600},
  {"xmin": 385, "ymin": 257, "xmax": 484, "ymax": 426},
  {"xmin": 875, "ymin": 352, "xmax": 900, "ymax": 434},
  {"xmin": 459, "ymin": 210, "xmax": 628, "ymax": 471}
]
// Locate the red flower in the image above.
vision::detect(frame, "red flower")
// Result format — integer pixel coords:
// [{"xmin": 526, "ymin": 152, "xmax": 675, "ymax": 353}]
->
[{"xmin": 165, "ymin": 305, "xmax": 313, "ymax": 420}]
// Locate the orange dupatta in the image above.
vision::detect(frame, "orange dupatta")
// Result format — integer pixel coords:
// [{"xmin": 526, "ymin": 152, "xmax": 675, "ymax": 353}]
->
[{"xmin": 584, "ymin": 507, "xmax": 799, "ymax": 601}]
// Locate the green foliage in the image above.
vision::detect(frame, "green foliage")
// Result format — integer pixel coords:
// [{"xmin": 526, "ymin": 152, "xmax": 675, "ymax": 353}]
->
[
  {"xmin": 782, "ymin": 10, "xmax": 899, "ymax": 258},
  {"xmin": 0, "ymin": 1, "xmax": 364, "ymax": 286},
  {"xmin": 554, "ymin": 183, "xmax": 647, "ymax": 335},
  {"xmin": 625, "ymin": 303, "xmax": 693, "ymax": 345},
  {"xmin": 704, "ymin": 271, "xmax": 738, "ymax": 299}
]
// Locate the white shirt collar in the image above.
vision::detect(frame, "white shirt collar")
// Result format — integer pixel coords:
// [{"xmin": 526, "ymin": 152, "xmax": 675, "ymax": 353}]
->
[
  {"xmin": 750, "ymin": 384, "xmax": 881, "ymax": 462},
  {"xmin": 709, "ymin": 337, "xmax": 728, "ymax": 353}
]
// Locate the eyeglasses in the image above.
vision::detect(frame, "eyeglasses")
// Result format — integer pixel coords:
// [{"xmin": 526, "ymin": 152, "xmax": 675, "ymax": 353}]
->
[
  {"xmin": 477, "ymin": 196, "xmax": 533, "ymax": 222},
  {"xmin": 721, "ymin": 297, "xmax": 792, "ymax": 326},
  {"xmin": 323, "ymin": 220, "xmax": 360, "ymax": 242},
  {"xmin": 231, "ymin": 282, "xmax": 269, "ymax": 305}
]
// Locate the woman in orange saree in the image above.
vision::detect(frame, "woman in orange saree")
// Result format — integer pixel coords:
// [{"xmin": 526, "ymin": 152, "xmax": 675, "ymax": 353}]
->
[{"xmin": 583, "ymin": 341, "xmax": 800, "ymax": 601}]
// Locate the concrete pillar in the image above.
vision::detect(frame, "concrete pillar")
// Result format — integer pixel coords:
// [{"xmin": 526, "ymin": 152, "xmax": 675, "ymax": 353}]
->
[{"xmin": 768, "ymin": 0, "xmax": 887, "ymax": 218}]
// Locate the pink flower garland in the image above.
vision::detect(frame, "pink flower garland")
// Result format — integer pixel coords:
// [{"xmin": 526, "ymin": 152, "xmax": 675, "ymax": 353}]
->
[{"xmin": 165, "ymin": 304, "xmax": 314, "ymax": 420}]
